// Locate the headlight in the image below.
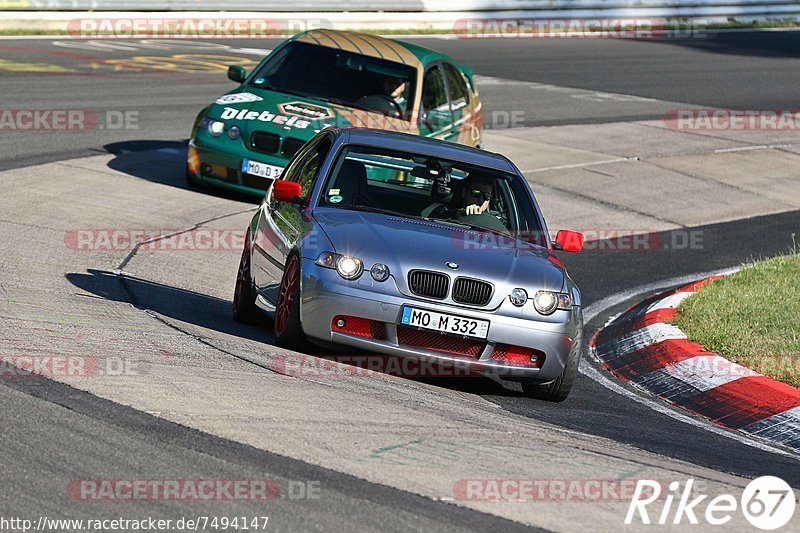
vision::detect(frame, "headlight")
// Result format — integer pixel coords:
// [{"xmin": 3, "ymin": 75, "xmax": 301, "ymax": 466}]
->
[
  {"xmin": 533, "ymin": 291, "xmax": 558, "ymax": 315},
  {"xmin": 370, "ymin": 263, "xmax": 390, "ymax": 282},
  {"xmin": 228, "ymin": 125, "xmax": 241, "ymax": 139},
  {"xmin": 532, "ymin": 291, "xmax": 572, "ymax": 315},
  {"xmin": 201, "ymin": 117, "xmax": 225, "ymax": 137},
  {"xmin": 336, "ymin": 256, "xmax": 363, "ymax": 280},
  {"xmin": 315, "ymin": 252, "xmax": 338, "ymax": 269},
  {"xmin": 509, "ymin": 288, "xmax": 528, "ymax": 307},
  {"xmin": 315, "ymin": 252, "xmax": 364, "ymax": 280}
]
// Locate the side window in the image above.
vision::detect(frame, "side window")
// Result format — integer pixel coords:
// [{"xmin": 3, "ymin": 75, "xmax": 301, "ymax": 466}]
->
[
  {"xmin": 422, "ymin": 66, "xmax": 448, "ymax": 112},
  {"xmin": 294, "ymin": 152, "xmax": 320, "ymax": 197},
  {"xmin": 444, "ymin": 63, "xmax": 469, "ymax": 111},
  {"xmin": 286, "ymin": 139, "xmax": 331, "ymax": 197}
]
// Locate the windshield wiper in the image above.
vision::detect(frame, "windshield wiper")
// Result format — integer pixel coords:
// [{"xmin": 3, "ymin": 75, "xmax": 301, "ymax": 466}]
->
[
  {"xmin": 249, "ymin": 84, "xmax": 317, "ymax": 100},
  {"xmin": 344, "ymin": 205, "xmax": 408, "ymax": 217},
  {"xmin": 425, "ymin": 217, "xmax": 511, "ymax": 238}
]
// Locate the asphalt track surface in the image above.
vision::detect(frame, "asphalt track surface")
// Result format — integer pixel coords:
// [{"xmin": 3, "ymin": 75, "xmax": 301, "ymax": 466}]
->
[
  {"xmin": 3, "ymin": 30, "xmax": 800, "ymax": 170},
  {"xmin": 1, "ymin": 31, "xmax": 800, "ymax": 530}
]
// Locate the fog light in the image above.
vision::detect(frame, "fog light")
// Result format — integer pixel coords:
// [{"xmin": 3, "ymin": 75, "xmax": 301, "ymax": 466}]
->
[
  {"xmin": 370, "ymin": 263, "xmax": 390, "ymax": 282},
  {"xmin": 509, "ymin": 288, "xmax": 528, "ymax": 307}
]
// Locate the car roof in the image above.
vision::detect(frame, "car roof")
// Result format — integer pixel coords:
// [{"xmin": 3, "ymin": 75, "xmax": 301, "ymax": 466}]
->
[
  {"xmin": 291, "ymin": 29, "xmax": 453, "ymax": 69},
  {"xmin": 331, "ymin": 128, "xmax": 517, "ymax": 174}
]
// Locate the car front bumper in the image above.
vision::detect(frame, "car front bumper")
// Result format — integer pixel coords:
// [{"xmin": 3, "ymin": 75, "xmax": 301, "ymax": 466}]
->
[
  {"xmin": 299, "ymin": 261, "xmax": 581, "ymax": 381},
  {"xmin": 189, "ymin": 137, "xmax": 289, "ymax": 198}
]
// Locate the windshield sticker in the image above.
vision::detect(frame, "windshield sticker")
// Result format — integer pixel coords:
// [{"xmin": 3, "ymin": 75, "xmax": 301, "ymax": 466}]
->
[
  {"xmin": 215, "ymin": 92, "xmax": 264, "ymax": 105},
  {"xmin": 220, "ymin": 107, "xmax": 311, "ymax": 129},
  {"xmin": 329, "ymin": 195, "xmax": 343, "ymax": 204},
  {"xmin": 328, "ymin": 189, "xmax": 340, "ymax": 195},
  {"xmin": 254, "ymin": 78, "xmax": 266, "ymax": 85},
  {"xmin": 278, "ymin": 101, "xmax": 333, "ymax": 120}
]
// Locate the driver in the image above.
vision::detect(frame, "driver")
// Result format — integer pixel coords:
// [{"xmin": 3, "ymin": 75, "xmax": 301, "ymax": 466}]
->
[
  {"xmin": 382, "ymin": 76, "xmax": 407, "ymax": 112},
  {"xmin": 451, "ymin": 174, "xmax": 507, "ymax": 232}
]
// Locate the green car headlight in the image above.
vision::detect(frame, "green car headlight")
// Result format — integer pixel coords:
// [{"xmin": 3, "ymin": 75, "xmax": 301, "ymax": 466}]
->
[
  {"xmin": 200, "ymin": 117, "xmax": 225, "ymax": 137},
  {"xmin": 208, "ymin": 120, "xmax": 225, "ymax": 136}
]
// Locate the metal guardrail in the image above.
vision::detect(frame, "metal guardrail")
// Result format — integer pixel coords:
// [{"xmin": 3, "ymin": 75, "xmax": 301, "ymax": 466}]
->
[
  {"xmin": 4, "ymin": 1, "xmax": 424, "ymax": 10},
  {"xmin": 3, "ymin": 0, "xmax": 800, "ymax": 12}
]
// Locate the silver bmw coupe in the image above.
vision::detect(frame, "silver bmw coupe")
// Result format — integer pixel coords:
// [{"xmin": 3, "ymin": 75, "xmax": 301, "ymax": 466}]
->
[{"xmin": 233, "ymin": 127, "xmax": 585, "ymax": 401}]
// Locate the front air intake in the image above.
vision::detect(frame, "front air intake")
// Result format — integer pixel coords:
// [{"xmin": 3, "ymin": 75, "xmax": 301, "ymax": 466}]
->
[{"xmin": 408, "ymin": 270, "xmax": 449, "ymax": 300}]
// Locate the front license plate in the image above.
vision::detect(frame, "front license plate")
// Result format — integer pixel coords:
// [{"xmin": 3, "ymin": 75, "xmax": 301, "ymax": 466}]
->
[
  {"xmin": 401, "ymin": 307, "xmax": 489, "ymax": 339},
  {"xmin": 242, "ymin": 159, "xmax": 284, "ymax": 179}
]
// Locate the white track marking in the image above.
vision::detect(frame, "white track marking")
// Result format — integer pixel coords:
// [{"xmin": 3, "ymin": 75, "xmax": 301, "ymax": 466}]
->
[
  {"xmin": 604, "ymin": 323, "xmax": 686, "ymax": 360},
  {"xmin": 582, "ymin": 267, "xmax": 741, "ymax": 324},
  {"xmin": 476, "ymin": 75, "xmax": 659, "ymax": 103},
  {"xmin": 521, "ymin": 156, "xmax": 637, "ymax": 174},
  {"xmin": 580, "ymin": 266, "xmax": 799, "ymax": 459},
  {"xmin": 646, "ymin": 291, "xmax": 694, "ymax": 312},
  {"xmin": 579, "ymin": 358, "xmax": 799, "ymax": 459},
  {"xmin": 744, "ymin": 407, "xmax": 800, "ymax": 449},
  {"xmin": 645, "ymin": 355, "xmax": 750, "ymax": 393}
]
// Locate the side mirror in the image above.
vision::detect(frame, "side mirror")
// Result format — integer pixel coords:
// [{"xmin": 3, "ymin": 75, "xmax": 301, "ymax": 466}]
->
[
  {"xmin": 228, "ymin": 65, "xmax": 246, "ymax": 83},
  {"xmin": 272, "ymin": 180, "xmax": 303, "ymax": 203},
  {"xmin": 553, "ymin": 230, "xmax": 584, "ymax": 253}
]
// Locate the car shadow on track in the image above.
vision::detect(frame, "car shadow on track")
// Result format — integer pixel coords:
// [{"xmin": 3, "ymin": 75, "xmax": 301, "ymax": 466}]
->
[
  {"xmin": 66, "ymin": 269, "xmax": 527, "ymax": 397},
  {"xmin": 103, "ymin": 140, "xmax": 260, "ymax": 205},
  {"xmin": 67, "ymin": 269, "xmax": 274, "ymax": 345}
]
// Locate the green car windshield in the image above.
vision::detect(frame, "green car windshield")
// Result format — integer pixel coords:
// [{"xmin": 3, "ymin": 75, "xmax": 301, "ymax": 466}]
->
[
  {"xmin": 319, "ymin": 145, "xmax": 547, "ymax": 245},
  {"xmin": 248, "ymin": 41, "xmax": 418, "ymax": 120}
]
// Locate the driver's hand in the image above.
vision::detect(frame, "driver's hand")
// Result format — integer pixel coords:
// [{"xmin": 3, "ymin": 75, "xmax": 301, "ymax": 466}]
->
[{"xmin": 464, "ymin": 200, "xmax": 490, "ymax": 215}]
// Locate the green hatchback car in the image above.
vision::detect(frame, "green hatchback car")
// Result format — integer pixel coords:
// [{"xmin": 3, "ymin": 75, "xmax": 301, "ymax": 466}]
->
[{"xmin": 187, "ymin": 29, "xmax": 483, "ymax": 197}]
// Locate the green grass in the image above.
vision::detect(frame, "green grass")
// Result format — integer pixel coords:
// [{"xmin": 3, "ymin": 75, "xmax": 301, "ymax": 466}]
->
[{"xmin": 674, "ymin": 240, "xmax": 800, "ymax": 388}]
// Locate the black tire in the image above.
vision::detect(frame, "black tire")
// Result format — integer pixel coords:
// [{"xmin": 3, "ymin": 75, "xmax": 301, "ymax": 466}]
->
[
  {"xmin": 186, "ymin": 164, "xmax": 200, "ymax": 188},
  {"xmin": 273, "ymin": 253, "xmax": 308, "ymax": 348},
  {"xmin": 522, "ymin": 331, "xmax": 581, "ymax": 402},
  {"xmin": 232, "ymin": 233, "xmax": 259, "ymax": 324}
]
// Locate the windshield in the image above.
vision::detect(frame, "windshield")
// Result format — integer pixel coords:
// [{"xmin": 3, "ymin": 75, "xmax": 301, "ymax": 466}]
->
[
  {"xmin": 248, "ymin": 41, "xmax": 418, "ymax": 121},
  {"xmin": 318, "ymin": 145, "xmax": 547, "ymax": 246}
]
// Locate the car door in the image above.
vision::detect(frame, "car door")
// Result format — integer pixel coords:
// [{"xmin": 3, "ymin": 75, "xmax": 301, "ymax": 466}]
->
[
  {"xmin": 442, "ymin": 62, "xmax": 481, "ymax": 147},
  {"xmin": 252, "ymin": 136, "xmax": 329, "ymax": 302},
  {"xmin": 418, "ymin": 63, "xmax": 456, "ymax": 141}
]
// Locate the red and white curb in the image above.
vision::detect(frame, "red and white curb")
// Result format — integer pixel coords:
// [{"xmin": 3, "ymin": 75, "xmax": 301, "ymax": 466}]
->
[{"xmin": 591, "ymin": 276, "xmax": 800, "ymax": 453}]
